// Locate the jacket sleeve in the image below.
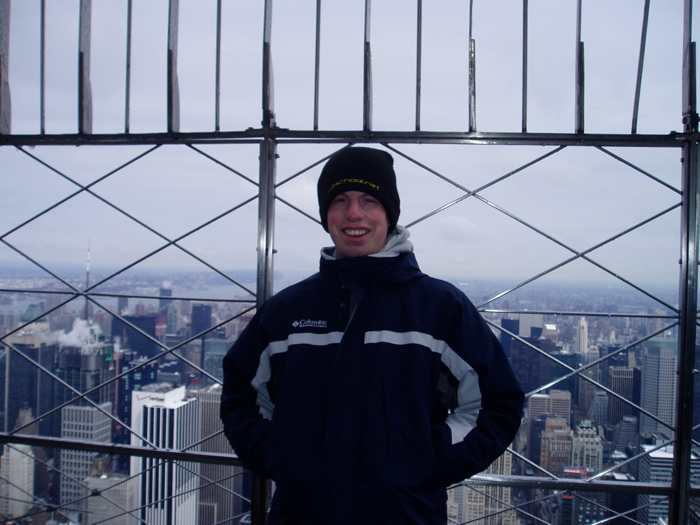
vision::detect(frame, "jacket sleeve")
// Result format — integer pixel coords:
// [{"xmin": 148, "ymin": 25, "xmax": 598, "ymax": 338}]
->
[
  {"xmin": 431, "ymin": 295, "xmax": 524, "ymax": 487},
  {"xmin": 220, "ymin": 309, "xmax": 274, "ymax": 479}
]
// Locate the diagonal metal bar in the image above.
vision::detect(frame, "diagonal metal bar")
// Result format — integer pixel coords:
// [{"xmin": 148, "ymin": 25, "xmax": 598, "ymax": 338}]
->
[
  {"xmin": 14, "ymin": 145, "xmax": 258, "ymax": 297},
  {"xmin": 386, "ymin": 144, "xmax": 680, "ymax": 311},
  {"xmin": 3, "ymin": 339, "xmax": 156, "ymax": 449},
  {"xmin": 461, "ymin": 482, "xmax": 541, "ymax": 525},
  {"xmin": 5, "ymin": 445, "xmax": 147, "ymax": 525},
  {"xmin": 186, "ymin": 143, "xmax": 259, "ymax": 186},
  {"xmin": 2, "ymin": 144, "xmax": 160, "ymax": 240},
  {"xmin": 491, "ymin": 319, "xmax": 681, "ymax": 434},
  {"xmin": 8, "ymin": 303, "xmax": 254, "ymax": 442},
  {"xmin": 389, "ymin": 144, "xmax": 567, "ymax": 227},
  {"xmin": 473, "ymin": 202, "xmax": 681, "ymax": 312},
  {"xmin": 596, "ymin": 146, "xmax": 682, "ymax": 194},
  {"xmin": 1, "ymin": 285, "xmax": 253, "ymax": 441},
  {"xmin": 589, "ymin": 436, "xmax": 676, "ymax": 484}
]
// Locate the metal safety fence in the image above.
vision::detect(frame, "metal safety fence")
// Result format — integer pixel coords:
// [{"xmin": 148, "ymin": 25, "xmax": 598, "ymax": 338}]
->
[{"xmin": 0, "ymin": 1, "xmax": 698, "ymax": 524}]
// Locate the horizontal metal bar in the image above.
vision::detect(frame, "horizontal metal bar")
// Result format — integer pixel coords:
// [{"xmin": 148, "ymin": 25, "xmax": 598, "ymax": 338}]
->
[
  {"xmin": 466, "ymin": 474, "xmax": 678, "ymax": 496},
  {"xmin": 0, "ymin": 130, "xmax": 692, "ymax": 148},
  {"xmin": 0, "ymin": 433, "xmax": 693, "ymax": 498},
  {"xmin": 0, "ymin": 433, "xmax": 242, "ymax": 467}
]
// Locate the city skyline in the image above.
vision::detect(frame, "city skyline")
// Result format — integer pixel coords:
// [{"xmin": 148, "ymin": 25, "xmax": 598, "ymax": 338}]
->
[{"xmin": 0, "ymin": 272, "xmax": 686, "ymax": 524}]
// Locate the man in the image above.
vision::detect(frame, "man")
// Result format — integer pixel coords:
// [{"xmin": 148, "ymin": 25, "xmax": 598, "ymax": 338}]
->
[{"xmin": 221, "ymin": 147, "xmax": 524, "ymax": 524}]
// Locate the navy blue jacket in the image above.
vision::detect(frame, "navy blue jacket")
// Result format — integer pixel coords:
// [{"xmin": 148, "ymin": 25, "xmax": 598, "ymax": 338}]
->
[{"xmin": 221, "ymin": 249, "xmax": 524, "ymax": 524}]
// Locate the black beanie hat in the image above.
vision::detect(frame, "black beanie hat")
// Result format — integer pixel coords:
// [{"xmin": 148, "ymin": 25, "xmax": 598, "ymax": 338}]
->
[{"xmin": 317, "ymin": 147, "xmax": 400, "ymax": 232}]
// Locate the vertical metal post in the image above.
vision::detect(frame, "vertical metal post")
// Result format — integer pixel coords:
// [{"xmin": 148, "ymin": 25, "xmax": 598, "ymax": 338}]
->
[
  {"xmin": 670, "ymin": 2, "xmax": 698, "ymax": 524},
  {"xmin": 631, "ymin": 0, "xmax": 650, "ymax": 134},
  {"xmin": 521, "ymin": 0, "xmax": 528, "ymax": 133},
  {"xmin": 468, "ymin": 0, "xmax": 476, "ymax": 132},
  {"xmin": 125, "ymin": 0, "xmax": 133, "ymax": 133},
  {"xmin": 167, "ymin": 0, "xmax": 180, "ymax": 133},
  {"xmin": 0, "ymin": 0, "xmax": 10, "ymax": 134},
  {"xmin": 415, "ymin": 0, "xmax": 422, "ymax": 131},
  {"xmin": 40, "ymin": 0, "xmax": 46, "ymax": 134},
  {"xmin": 575, "ymin": 0, "xmax": 584, "ymax": 134},
  {"xmin": 251, "ymin": 3, "xmax": 276, "ymax": 523},
  {"xmin": 363, "ymin": 0, "xmax": 372, "ymax": 132},
  {"xmin": 257, "ymin": 139, "xmax": 277, "ymax": 308},
  {"xmin": 78, "ymin": 0, "xmax": 93, "ymax": 134},
  {"xmin": 673, "ymin": 133, "xmax": 698, "ymax": 525},
  {"xmin": 313, "ymin": 0, "xmax": 322, "ymax": 131},
  {"xmin": 214, "ymin": 0, "xmax": 222, "ymax": 131}
]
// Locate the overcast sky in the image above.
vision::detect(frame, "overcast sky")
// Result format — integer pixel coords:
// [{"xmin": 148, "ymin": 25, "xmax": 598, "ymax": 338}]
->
[{"xmin": 0, "ymin": 0, "xmax": 691, "ymax": 300}]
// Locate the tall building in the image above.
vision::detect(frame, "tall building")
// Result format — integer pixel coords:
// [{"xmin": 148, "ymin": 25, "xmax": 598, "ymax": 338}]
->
[
  {"xmin": 114, "ymin": 352, "xmax": 158, "ymax": 440},
  {"xmin": 60, "ymin": 402, "xmax": 114, "ymax": 513},
  {"xmin": 637, "ymin": 440, "xmax": 700, "ymax": 525},
  {"xmin": 55, "ymin": 321, "xmax": 115, "ymax": 511},
  {"xmin": 613, "ymin": 415, "xmax": 638, "ymax": 451},
  {"xmin": 2, "ymin": 322, "xmax": 59, "ymax": 436},
  {"xmin": 509, "ymin": 336, "xmax": 549, "ymax": 394},
  {"xmin": 191, "ymin": 303, "xmax": 213, "ymax": 338},
  {"xmin": 539, "ymin": 417, "xmax": 572, "ymax": 476},
  {"xmin": 201, "ymin": 337, "xmax": 233, "ymax": 383},
  {"xmin": 547, "ymin": 351, "xmax": 579, "ymax": 407},
  {"xmin": 55, "ymin": 322, "xmax": 114, "ymax": 408},
  {"xmin": 448, "ymin": 452, "xmax": 515, "ymax": 525},
  {"xmin": 571, "ymin": 420, "xmax": 603, "ymax": 474},
  {"xmin": 111, "ymin": 315, "xmax": 159, "ymax": 359},
  {"xmin": 561, "ymin": 468, "xmax": 607, "ymax": 525},
  {"xmin": 639, "ymin": 338, "xmax": 678, "ymax": 436},
  {"xmin": 587, "ymin": 390, "xmax": 608, "ymax": 427},
  {"xmin": 0, "ymin": 443, "xmax": 35, "ymax": 519},
  {"xmin": 159, "ymin": 284, "xmax": 173, "ymax": 310},
  {"xmin": 191, "ymin": 384, "xmax": 247, "ymax": 524},
  {"xmin": 528, "ymin": 390, "xmax": 571, "ymax": 462},
  {"xmin": 519, "ymin": 313, "xmax": 544, "ymax": 339},
  {"xmin": 130, "ymin": 384, "xmax": 200, "ymax": 525},
  {"xmin": 84, "ymin": 456, "xmax": 138, "ymax": 525},
  {"xmin": 608, "ymin": 366, "xmax": 635, "ymax": 426},
  {"xmin": 499, "ymin": 318, "xmax": 519, "ymax": 360},
  {"xmin": 575, "ymin": 317, "xmax": 589, "ymax": 356}
]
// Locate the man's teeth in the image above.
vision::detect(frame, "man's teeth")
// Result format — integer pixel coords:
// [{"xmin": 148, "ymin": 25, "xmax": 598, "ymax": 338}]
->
[{"xmin": 345, "ymin": 229, "xmax": 368, "ymax": 236}]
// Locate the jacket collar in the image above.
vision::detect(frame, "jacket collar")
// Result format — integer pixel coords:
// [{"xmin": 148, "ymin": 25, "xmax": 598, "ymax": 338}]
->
[{"xmin": 319, "ymin": 226, "xmax": 422, "ymax": 286}]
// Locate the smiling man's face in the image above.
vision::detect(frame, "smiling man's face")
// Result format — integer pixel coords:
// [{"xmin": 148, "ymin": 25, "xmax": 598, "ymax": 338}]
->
[{"xmin": 327, "ymin": 191, "xmax": 389, "ymax": 258}]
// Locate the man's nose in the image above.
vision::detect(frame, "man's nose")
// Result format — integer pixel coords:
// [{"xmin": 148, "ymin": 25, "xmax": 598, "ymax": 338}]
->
[{"xmin": 345, "ymin": 199, "xmax": 363, "ymax": 219}]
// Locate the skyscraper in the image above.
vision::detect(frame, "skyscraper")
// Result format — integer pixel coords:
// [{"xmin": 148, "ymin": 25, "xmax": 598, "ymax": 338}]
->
[
  {"xmin": 527, "ymin": 390, "xmax": 572, "ymax": 458},
  {"xmin": 637, "ymin": 440, "xmax": 700, "ymax": 525},
  {"xmin": 608, "ymin": 366, "xmax": 635, "ymax": 426},
  {"xmin": 130, "ymin": 384, "xmax": 200, "ymax": 525},
  {"xmin": 448, "ymin": 452, "xmax": 515, "ymax": 525},
  {"xmin": 0, "ymin": 443, "xmax": 35, "ymax": 519},
  {"xmin": 55, "ymin": 322, "xmax": 114, "ymax": 408},
  {"xmin": 639, "ymin": 338, "xmax": 678, "ymax": 437},
  {"xmin": 60, "ymin": 402, "xmax": 113, "ymax": 512},
  {"xmin": 575, "ymin": 317, "xmax": 589, "ymax": 355},
  {"xmin": 191, "ymin": 303, "xmax": 212, "ymax": 338},
  {"xmin": 570, "ymin": 420, "xmax": 603, "ymax": 473},
  {"xmin": 84, "ymin": 456, "xmax": 138, "ymax": 525},
  {"xmin": 111, "ymin": 315, "xmax": 159, "ymax": 359},
  {"xmin": 190, "ymin": 384, "xmax": 247, "ymax": 524},
  {"xmin": 539, "ymin": 417, "xmax": 572, "ymax": 476},
  {"xmin": 2, "ymin": 322, "xmax": 58, "ymax": 436}
]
